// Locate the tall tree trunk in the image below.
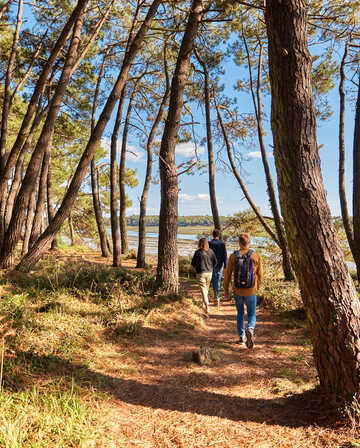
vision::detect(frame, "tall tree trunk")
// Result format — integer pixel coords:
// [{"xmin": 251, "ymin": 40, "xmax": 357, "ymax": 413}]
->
[
  {"xmin": 46, "ymin": 154, "xmax": 58, "ymax": 250},
  {"xmin": 119, "ymin": 86, "xmax": 137, "ymax": 255},
  {"xmin": 352, "ymin": 76, "xmax": 360, "ymax": 280},
  {"xmin": 15, "ymin": 0, "xmax": 163, "ymax": 272},
  {"xmin": 0, "ymin": 0, "xmax": 23, "ymax": 174},
  {"xmin": 137, "ymin": 43, "xmax": 170, "ymax": 268},
  {"xmin": 194, "ymin": 49, "xmax": 221, "ymax": 230},
  {"xmin": 244, "ymin": 38, "xmax": 294, "ymax": 281},
  {"xmin": 0, "ymin": 0, "xmax": 23, "ymax": 242},
  {"xmin": 265, "ymin": 0, "xmax": 360, "ymax": 401},
  {"xmin": 22, "ymin": 182, "xmax": 37, "ymax": 255},
  {"xmin": 68, "ymin": 214, "xmax": 76, "ymax": 246},
  {"xmin": 29, "ymin": 147, "xmax": 50, "ymax": 247},
  {"xmin": 5, "ymin": 151, "xmax": 24, "ymax": 229},
  {"xmin": 0, "ymin": 0, "xmax": 89, "ymax": 268},
  {"xmin": 110, "ymin": 90, "xmax": 126, "ymax": 266},
  {"xmin": 90, "ymin": 51, "xmax": 110, "ymax": 258},
  {"xmin": 0, "ymin": 0, "xmax": 88, "ymax": 245},
  {"xmin": 156, "ymin": 0, "xmax": 204, "ymax": 292},
  {"xmin": 91, "ymin": 160, "xmax": 110, "ymax": 257}
]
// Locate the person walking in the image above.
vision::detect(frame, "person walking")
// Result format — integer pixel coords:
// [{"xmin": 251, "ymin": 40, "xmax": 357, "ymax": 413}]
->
[
  {"xmin": 223, "ymin": 233, "xmax": 263, "ymax": 349},
  {"xmin": 191, "ymin": 238, "xmax": 217, "ymax": 314},
  {"xmin": 209, "ymin": 229, "xmax": 227, "ymax": 305}
]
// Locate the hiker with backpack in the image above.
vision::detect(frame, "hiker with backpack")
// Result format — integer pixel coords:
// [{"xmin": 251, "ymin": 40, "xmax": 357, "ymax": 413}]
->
[
  {"xmin": 223, "ymin": 233, "xmax": 263, "ymax": 349},
  {"xmin": 191, "ymin": 238, "xmax": 217, "ymax": 314},
  {"xmin": 209, "ymin": 229, "xmax": 227, "ymax": 305}
]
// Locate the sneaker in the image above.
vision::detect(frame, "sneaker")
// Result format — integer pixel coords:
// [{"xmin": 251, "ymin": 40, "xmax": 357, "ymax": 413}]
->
[
  {"xmin": 245, "ymin": 329, "xmax": 254, "ymax": 349},
  {"xmin": 236, "ymin": 335, "xmax": 246, "ymax": 345},
  {"xmin": 216, "ymin": 298, "xmax": 220, "ymax": 307}
]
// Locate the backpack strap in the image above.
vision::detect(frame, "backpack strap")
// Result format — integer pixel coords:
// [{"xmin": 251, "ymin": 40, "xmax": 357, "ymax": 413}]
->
[{"xmin": 247, "ymin": 248, "xmax": 254, "ymax": 258}]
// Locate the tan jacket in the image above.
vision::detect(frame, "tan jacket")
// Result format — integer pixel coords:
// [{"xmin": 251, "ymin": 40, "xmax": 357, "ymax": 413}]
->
[{"xmin": 223, "ymin": 249, "xmax": 263, "ymax": 297}]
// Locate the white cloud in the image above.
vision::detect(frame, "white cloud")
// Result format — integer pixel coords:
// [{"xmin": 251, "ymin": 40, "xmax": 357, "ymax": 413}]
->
[
  {"xmin": 248, "ymin": 151, "xmax": 273, "ymax": 159},
  {"xmin": 175, "ymin": 142, "xmax": 205, "ymax": 158},
  {"xmin": 126, "ymin": 145, "xmax": 145, "ymax": 162},
  {"xmin": 179, "ymin": 193, "xmax": 210, "ymax": 202},
  {"xmin": 100, "ymin": 138, "xmax": 145, "ymax": 163}
]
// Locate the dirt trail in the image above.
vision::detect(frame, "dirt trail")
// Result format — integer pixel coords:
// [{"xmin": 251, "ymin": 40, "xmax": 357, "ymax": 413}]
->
[{"xmin": 85, "ymin": 279, "xmax": 349, "ymax": 448}]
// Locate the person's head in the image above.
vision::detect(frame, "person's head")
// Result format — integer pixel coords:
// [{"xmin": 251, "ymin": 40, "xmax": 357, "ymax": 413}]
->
[
  {"xmin": 198, "ymin": 237, "xmax": 209, "ymax": 251},
  {"xmin": 238, "ymin": 232, "xmax": 251, "ymax": 249},
  {"xmin": 212, "ymin": 229, "xmax": 221, "ymax": 239}
]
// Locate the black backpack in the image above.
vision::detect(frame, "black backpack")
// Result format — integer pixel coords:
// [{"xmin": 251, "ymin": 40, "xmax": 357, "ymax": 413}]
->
[{"xmin": 234, "ymin": 249, "xmax": 255, "ymax": 288}]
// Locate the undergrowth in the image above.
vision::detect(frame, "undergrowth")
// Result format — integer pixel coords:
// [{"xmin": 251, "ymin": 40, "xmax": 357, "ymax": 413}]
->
[{"xmin": 0, "ymin": 256, "xmax": 205, "ymax": 446}]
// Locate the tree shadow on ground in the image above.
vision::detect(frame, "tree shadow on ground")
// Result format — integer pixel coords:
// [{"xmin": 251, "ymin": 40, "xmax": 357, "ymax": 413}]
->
[{"xmin": 7, "ymin": 350, "xmax": 339, "ymax": 429}]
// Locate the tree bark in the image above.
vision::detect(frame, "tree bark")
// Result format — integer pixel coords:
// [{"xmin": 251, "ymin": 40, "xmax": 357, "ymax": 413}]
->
[
  {"xmin": 0, "ymin": 0, "xmax": 23, "ymax": 174},
  {"xmin": 0, "ymin": 0, "xmax": 89, "ymax": 268},
  {"xmin": 338, "ymin": 43, "xmax": 354, "ymax": 251},
  {"xmin": 46, "ymin": 154, "xmax": 58, "ymax": 251},
  {"xmin": 15, "ymin": 0, "xmax": 163, "ymax": 272},
  {"xmin": 29, "ymin": 147, "xmax": 50, "ymax": 247},
  {"xmin": 119, "ymin": 85, "xmax": 137, "ymax": 255},
  {"xmin": 91, "ymin": 51, "xmax": 111, "ymax": 258},
  {"xmin": 265, "ymin": 0, "xmax": 360, "ymax": 401},
  {"xmin": 22, "ymin": 182, "xmax": 37, "ymax": 256},
  {"xmin": 68, "ymin": 214, "xmax": 76, "ymax": 246},
  {"xmin": 194, "ymin": 49, "xmax": 221, "ymax": 230},
  {"xmin": 156, "ymin": 0, "xmax": 204, "ymax": 292},
  {"xmin": 5, "ymin": 150, "xmax": 24, "ymax": 229},
  {"xmin": 0, "ymin": 0, "xmax": 23, "ymax": 242},
  {"xmin": 137, "ymin": 43, "xmax": 170, "ymax": 268},
  {"xmin": 110, "ymin": 90, "xmax": 126, "ymax": 266},
  {"xmin": 352, "ymin": 76, "xmax": 360, "ymax": 280}
]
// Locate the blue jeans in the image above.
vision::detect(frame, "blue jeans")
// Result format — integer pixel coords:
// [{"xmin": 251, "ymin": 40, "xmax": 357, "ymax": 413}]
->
[
  {"xmin": 234, "ymin": 293, "xmax": 257, "ymax": 338},
  {"xmin": 212, "ymin": 268, "xmax": 223, "ymax": 300}
]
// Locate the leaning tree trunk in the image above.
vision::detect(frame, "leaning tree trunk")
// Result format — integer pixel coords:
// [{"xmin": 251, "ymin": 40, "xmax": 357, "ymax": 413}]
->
[
  {"xmin": 119, "ymin": 86, "xmax": 137, "ymax": 255},
  {"xmin": 29, "ymin": 147, "xmax": 50, "ymax": 247},
  {"xmin": 265, "ymin": 0, "xmax": 360, "ymax": 401},
  {"xmin": 0, "ymin": 0, "xmax": 23, "ymax": 242},
  {"xmin": 0, "ymin": 0, "xmax": 89, "ymax": 268},
  {"xmin": 91, "ymin": 50, "xmax": 110, "ymax": 258},
  {"xmin": 137, "ymin": 43, "xmax": 170, "ymax": 268},
  {"xmin": 0, "ymin": 0, "xmax": 88, "ymax": 247},
  {"xmin": 0, "ymin": 0, "xmax": 23, "ymax": 174},
  {"xmin": 194, "ymin": 49, "xmax": 221, "ymax": 230},
  {"xmin": 22, "ymin": 182, "xmax": 37, "ymax": 255},
  {"xmin": 15, "ymin": 0, "xmax": 163, "ymax": 272},
  {"xmin": 352, "ymin": 76, "xmax": 360, "ymax": 280},
  {"xmin": 46, "ymin": 154, "xmax": 58, "ymax": 250},
  {"xmin": 156, "ymin": 0, "xmax": 204, "ymax": 292},
  {"xmin": 110, "ymin": 90, "xmax": 126, "ymax": 266}
]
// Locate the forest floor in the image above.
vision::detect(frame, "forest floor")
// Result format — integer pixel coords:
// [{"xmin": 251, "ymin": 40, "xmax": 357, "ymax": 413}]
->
[{"xmin": 0, "ymin": 248, "xmax": 358, "ymax": 447}]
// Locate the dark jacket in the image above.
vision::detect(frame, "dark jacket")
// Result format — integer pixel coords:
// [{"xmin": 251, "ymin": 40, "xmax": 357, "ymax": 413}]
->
[
  {"xmin": 209, "ymin": 238, "xmax": 227, "ymax": 272},
  {"xmin": 191, "ymin": 248, "xmax": 217, "ymax": 274}
]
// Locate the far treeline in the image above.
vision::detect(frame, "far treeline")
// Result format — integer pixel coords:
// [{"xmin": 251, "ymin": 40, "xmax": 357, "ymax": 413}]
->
[
  {"xmin": 0, "ymin": 0, "xmax": 360, "ymax": 410},
  {"xmin": 126, "ymin": 215, "xmax": 227, "ymax": 227}
]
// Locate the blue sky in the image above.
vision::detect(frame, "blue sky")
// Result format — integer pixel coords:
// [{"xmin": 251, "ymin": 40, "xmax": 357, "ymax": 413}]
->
[{"xmin": 119, "ymin": 60, "xmax": 354, "ymax": 219}]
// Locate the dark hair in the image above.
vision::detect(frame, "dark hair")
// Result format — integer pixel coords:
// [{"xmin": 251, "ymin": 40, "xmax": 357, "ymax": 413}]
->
[
  {"xmin": 212, "ymin": 229, "xmax": 221, "ymax": 238},
  {"xmin": 238, "ymin": 233, "xmax": 251, "ymax": 247},
  {"xmin": 198, "ymin": 238, "xmax": 209, "ymax": 250}
]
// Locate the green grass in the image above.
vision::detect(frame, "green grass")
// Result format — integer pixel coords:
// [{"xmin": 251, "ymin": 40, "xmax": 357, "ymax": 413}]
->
[{"xmin": 0, "ymin": 385, "xmax": 113, "ymax": 447}]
